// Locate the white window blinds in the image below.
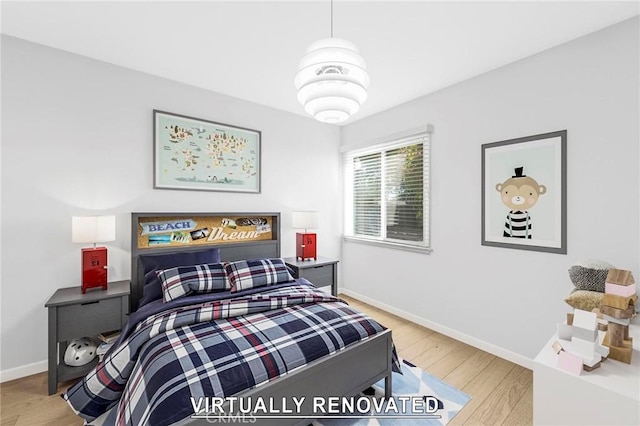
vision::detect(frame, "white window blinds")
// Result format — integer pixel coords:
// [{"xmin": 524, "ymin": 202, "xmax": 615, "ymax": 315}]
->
[{"xmin": 344, "ymin": 130, "xmax": 431, "ymax": 251}]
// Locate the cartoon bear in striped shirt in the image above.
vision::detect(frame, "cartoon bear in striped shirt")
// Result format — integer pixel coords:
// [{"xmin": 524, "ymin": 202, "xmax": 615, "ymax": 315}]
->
[{"xmin": 496, "ymin": 167, "xmax": 546, "ymax": 239}]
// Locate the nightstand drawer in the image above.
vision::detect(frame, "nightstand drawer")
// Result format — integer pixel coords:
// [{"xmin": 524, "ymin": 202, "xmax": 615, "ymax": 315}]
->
[
  {"xmin": 58, "ymin": 296, "xmax": 120, "ymax": 321},
  {"xmin": 57, "ymin": 298, "xmax": 121, "ymax": 341},
  {"xmin": 301, "ymin": 265, "xmax": 334, "ymax": 287}
]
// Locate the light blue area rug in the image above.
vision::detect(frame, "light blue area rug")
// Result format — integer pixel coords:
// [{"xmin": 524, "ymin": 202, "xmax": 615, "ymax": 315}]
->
[{"xmin": 313, "ymin": 359, "xmax": 471, "ymax": 425}]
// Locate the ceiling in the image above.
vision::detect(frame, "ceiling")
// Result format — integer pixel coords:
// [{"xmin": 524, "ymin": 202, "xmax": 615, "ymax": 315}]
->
[{"xmin": 2, "ymin": 1, "xmax": 638, "ymax": 125}]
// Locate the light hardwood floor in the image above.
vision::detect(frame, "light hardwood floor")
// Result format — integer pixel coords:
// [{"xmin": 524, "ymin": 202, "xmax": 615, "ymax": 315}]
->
[
  {"xmin": 342, "ymin": 295, "xmax": 533, "ymax": 426},
  {"xmin": 0, "ymin": 295, "xmax": 533, "ymax": 425}
]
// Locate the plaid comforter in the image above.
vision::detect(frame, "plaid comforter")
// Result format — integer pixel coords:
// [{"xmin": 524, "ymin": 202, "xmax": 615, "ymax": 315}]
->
[{"xmin": 64, "ymin": 283, "xmax": 394, "ymax": 426}]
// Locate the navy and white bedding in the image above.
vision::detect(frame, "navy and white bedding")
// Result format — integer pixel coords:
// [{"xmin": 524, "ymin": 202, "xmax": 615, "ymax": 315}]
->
[{"xmin": 64, "ymin": 280, "xmax": 397, "ymax": 426}]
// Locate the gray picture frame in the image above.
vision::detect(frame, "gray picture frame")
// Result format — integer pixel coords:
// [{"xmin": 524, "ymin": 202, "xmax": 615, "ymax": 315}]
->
[
  {"xmin": 481, "ymin": 130, "xmax": 567, "ymax": 254},
  {"xmin": 153, "ymin": 110, "xmax": 261, "ymax": 193}
]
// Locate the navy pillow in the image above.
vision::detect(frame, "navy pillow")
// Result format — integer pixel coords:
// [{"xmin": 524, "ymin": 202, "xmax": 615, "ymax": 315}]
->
[
  {"xmin": 158, "ymin": 263, "xmax": 229, "ymax": 302},
  {"xmin": 226, "ymin": 258, "xmax": 294, "ymax": 293},
  {"xmin": 138, "ymin": 248, "xmax": 221, "ymax": 307}
]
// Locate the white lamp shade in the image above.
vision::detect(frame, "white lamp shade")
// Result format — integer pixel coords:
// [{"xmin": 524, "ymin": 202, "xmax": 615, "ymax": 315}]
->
[
  {"xmin": 295, "ymin": 37, "xmax": 369, "ymax": 124},
  {"xmin": 72, "ymin": 216, "xmax": 116, "ymax": 244},
  {"xmin": 292, "ymin": 211, "xmax": 319, "ymax": 230}
]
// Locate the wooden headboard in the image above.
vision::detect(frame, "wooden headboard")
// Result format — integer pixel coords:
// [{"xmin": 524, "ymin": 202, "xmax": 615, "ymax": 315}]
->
[{"xmin": 130, "ymin": 212, "xmax": 281, "ymax": 311}]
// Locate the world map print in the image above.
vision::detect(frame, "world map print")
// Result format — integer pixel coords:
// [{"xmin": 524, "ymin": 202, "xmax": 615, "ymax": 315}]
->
[{"xmin": 155, "ymin": 112, "xmax": 260, "ymax": 192}]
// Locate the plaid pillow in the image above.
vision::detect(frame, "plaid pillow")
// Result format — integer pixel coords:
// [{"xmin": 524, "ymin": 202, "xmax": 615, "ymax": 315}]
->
[
  {"xmin": 139, "ymin": 248, "xmax": 221, "ymax": 307},
  {"xmin": 226, "ymin": 258, "xmax": 294, "ymax": 293},
  {"xmin": 158, "ymin": 263, "xmax": 229, "ymax": 302}
]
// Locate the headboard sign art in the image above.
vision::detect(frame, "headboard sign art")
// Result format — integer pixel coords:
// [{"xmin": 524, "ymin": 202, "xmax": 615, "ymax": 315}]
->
[
  {"xmin": 135, "ymin": 215, "xmax": 274, "ymax": 249},
  {"xmin": 131, "ymin": 212, "xmax": 281, "ymax": 311}
]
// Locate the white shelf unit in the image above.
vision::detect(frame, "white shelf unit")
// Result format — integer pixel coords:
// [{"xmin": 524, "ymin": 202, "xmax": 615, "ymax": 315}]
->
[{"xmin": 533, "ymin": 323, "xmax": 639, "ymax": 425}]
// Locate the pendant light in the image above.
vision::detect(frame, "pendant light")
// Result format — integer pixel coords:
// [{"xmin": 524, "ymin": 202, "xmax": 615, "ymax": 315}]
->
[{"xmin": 294, "ymin": 0, "xmax": 369, "ymax": 124}]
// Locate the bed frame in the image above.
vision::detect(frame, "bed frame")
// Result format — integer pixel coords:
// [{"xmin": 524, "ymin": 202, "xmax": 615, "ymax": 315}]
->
[{"xmin": 130, "ymin": 212, "xmax": 393, "ymax": 426}]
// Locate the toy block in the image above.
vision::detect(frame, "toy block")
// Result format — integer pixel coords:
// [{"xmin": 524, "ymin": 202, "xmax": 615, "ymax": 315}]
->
[
  {"xmin": 602, "ymin": 313, "xmax": 631, "ymax": 326},
  {"xmin": 572, "ymin": 325, "xmax": 598, "ymax": 342},
  {"xmin": 557, "ymin": 350, "xmax": 582, "ymax": 376},
  {"xmin": 608, "ymin": 322, "xmax": 626, "ymax": 347},
  {"xmin": 595, "ymin": 344, "xmax": 610, "ymax": 358},
  {"xmin": 571, "ymin": 337, "xmax": 596, "ymax": 358},
  {"xmin": 606, "ymin": 269, "xmax": 635, "ymax": 286},
  {"xmin": 572, "ymin": 309, "xmax": 598, "ymax": 331},
  {"xmin": 558, "ymin": 323, "xmax": 573, "ymax": 340},
  {"xmin": 597, "ymin": 318, "xmax": 608, "ymax": 331},
  {"xmin": 583, "ymin": 361, "xmax": 601, "ymax": 372},
  {"xmin": 605, "ymin": 281, "xmax": 637, "ymax": 297},
  {"xmin": 552, "ymin": 341, "xmax": 564, "ymax": 354},
  {"xmin": 601, "ymin": 304, "xmax": 635, "ymax": 320},
  {"xmin": 581, "ymin": 353, "xmax": 602, "ymax": 367},
  {"xmin": 608, "ymin": 343, "xmax": 632, "ymax": 364},
  {"xmin": 566, "ymin": 312, "xmax": 574, "ymax": 325},
  {"xmin": 603, "ymin": 333, "xmax": 633, "ymax": 364},
  {"xmin": 603, "ymin": 293, "xmax": 637, "ymax": 310},
  {"xmin": 624, "ymin": 324, "xmax": 629, "ymax": 340}
]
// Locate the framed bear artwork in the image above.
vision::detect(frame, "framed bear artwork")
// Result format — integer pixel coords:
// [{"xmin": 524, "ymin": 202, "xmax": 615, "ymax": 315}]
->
[{"xmin": 481, "ymin": 130, "xmax": 567, "ymax": 254}]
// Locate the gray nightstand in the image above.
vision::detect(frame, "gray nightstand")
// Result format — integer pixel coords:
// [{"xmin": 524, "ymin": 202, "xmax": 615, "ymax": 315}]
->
[
  {"xmin": 284, "ymin": 256, "xmax": 339, "ymax": 296},
  {"xmin": 45, "ymin": 280, "xmax": 129, "ymax": 395}
]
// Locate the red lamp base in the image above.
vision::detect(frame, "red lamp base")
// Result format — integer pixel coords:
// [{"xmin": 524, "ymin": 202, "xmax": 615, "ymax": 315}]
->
[
  {"xmin": 296, "ymin": 233, "xmax": 317, "ymax": 261},
  {"xmin": 81, "ymin": 247, "xmax": 108, "ymax": 293}
]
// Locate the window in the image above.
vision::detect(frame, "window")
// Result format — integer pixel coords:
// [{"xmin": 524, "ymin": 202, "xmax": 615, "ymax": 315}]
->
[{"xmin": 344, "ymin": 129, "xmax": 431, "ymax": 251}]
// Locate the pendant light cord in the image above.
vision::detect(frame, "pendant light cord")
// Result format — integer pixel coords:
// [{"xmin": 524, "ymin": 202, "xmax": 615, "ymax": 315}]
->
[{"xmin": 330, "ymin": 0, "xmax": 333, "ymax": 38}]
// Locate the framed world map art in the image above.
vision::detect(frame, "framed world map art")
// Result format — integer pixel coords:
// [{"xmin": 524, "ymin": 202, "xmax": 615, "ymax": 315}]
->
[{"xmin": 153, "ymin": 110, "xmax": 261, "ymax": 193}]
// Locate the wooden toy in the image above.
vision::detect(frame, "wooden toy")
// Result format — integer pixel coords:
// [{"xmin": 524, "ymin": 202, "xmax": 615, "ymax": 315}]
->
[
  {"xmin": 573, "ymin": 309, "xmax": 598, "ymax": 330},
  {"xmin": 552, "ymin": 341, "xmax": 564, "ymax": 354},
  {"xmin": 555, "ymin": 309, "xmax": 608, "ymax": 371},
  {"xmin": 603, "ymin": 293, "xmax": 637, "ymax": 310},
  {"xmin": 597, "ymin": 318, "xmax": 608, "ymax": 331},
  {"xmin": 558, "ymin": 323, "xmax": 573, "ymax": 340},
  {"xmin": 571, "ymin": 337, "xmax": 597, "ymax": 358},
  {"xmin": 559, "ymin": 267, "xmax": 637, "ymax": 370},
  {"xmin": 572, "ymin": 326, "xmax": 598, "ymax": 341},
  {"xmin": 601, "ymin": 304, "xmax": 635, "ymax": 320},
  {"xmin": 601, "ymin": 271, "xmax": 636, "ymax": 364},
  {"xmin": 557, "ymin": 350, "xmax": 583, "ymax": 376},
  {"xmin": 608, "ymin": 322, "xmax": 625, "ymax": 347},
  {"xmin": 605, "ymin": 269, "xmax": 635, "ymax": 286},
  {"xmin": 606, "ymin": 281, "xmax": 637, "ymax": 297},
  {"xmin": 603, "ymin": 332, "xmax": 633, "ymax": 364},
  {"xmin": 583, "ymin": 361, "xmax": 601, "ymax": 372}
]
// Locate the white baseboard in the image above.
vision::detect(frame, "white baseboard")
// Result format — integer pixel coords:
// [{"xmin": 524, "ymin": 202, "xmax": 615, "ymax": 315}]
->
[
  {"xmin": 0, "ymin": 360, "xmax": 47, "ymax": 383},
  {"xmin": 341, "ymin": 289, "xmax": 534, "ymax": 370}
]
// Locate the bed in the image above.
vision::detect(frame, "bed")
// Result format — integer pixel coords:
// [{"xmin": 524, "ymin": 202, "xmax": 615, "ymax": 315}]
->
[{"xmin": 64, "ymin": 212, "xmax": 396, "ymax": 425}]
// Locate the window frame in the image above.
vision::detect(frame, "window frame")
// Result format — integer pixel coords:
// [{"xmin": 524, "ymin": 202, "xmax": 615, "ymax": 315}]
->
[{"xmin": 343, "ymin": 127, "xmax": 432, "ymax": 253}]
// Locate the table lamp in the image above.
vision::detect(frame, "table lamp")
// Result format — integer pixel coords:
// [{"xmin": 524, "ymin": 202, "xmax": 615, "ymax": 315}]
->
[
  {"xmin": 72, "ymin": 215, "xmax": 115, "ymax": 293},
  {"xmin": 292, "ymin": 211, "xmax": 318, "ymax": 261}
]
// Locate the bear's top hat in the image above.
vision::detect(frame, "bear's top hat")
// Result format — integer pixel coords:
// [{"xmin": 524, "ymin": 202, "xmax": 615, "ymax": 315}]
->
[{"xmin": 512, "ymin": 167, "xmax": 526, "ymax": 178}]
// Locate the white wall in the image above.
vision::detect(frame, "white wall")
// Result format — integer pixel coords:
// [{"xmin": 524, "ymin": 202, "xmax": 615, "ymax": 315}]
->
[
  {"xmin": 341, "ymin": 17, "xmax": 639, "ymax": 362},
  {"xmin": 2, "ymin": 16, "xmax": 638, "ymax": 379},
  {"xmin": 0, "ymin": 36, "xmax": 341, "ymax": 377}
]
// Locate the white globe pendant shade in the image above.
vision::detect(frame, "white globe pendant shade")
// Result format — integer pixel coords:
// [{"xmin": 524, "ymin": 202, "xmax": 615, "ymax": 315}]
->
[{"xmin": 295, "ymin": 38, "xmax": 369, "ymax": 124}]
